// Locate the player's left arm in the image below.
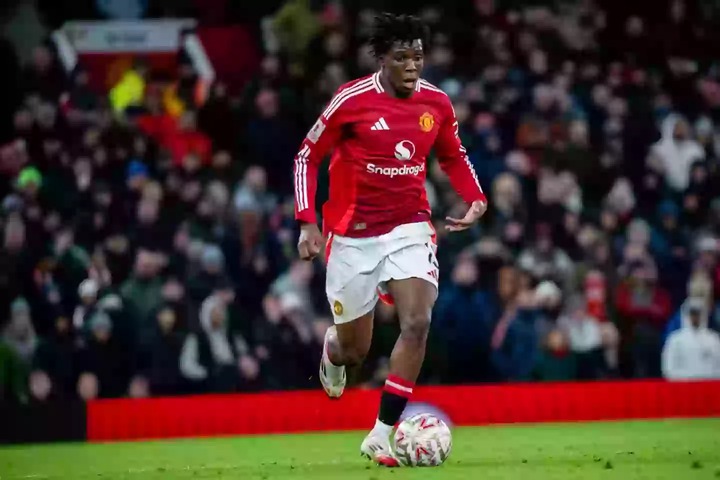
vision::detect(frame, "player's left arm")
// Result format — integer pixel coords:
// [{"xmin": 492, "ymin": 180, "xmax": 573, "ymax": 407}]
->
[{"xmin": 433, "ymin": 99, "xmax": 488, "ymax": 232}]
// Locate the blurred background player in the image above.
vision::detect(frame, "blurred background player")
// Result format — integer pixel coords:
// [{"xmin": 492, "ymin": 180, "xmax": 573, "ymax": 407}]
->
[{"xmin": 293, "ymin": 13, "xmax": 487, "ymax": 466}]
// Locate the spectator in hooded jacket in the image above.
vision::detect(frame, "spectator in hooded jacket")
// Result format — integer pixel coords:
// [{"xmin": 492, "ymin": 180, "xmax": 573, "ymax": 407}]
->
[
  {"xmin": 662, "ymin": 297, "xmax": 720, "ymax": 380},
  {"xmin": 663, "ymin": 270, "xmax": 720, "ymax": 347},
  {"xmin": 179, "ymin": 289, "xmax": 259, "ymax": 392},
  {"xmin": 647, "ymin": 114, "xmax": 704, "ymax": 193}
]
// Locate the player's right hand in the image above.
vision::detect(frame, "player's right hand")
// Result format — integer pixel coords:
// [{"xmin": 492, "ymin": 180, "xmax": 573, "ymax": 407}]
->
[{"xmin": 297, "ymin": 223, "xmax": 323, "ymax": 261}]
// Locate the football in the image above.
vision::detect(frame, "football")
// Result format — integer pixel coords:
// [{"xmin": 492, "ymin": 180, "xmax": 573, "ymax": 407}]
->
[{"xmin": 393, "ymin": 413, "xmax": 452, "ymax": 467}]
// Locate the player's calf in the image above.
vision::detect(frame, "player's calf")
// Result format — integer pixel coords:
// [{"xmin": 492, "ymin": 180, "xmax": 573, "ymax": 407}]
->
[
  {"xmin": 390, "ymin": 310, "xmax": 431, "ymax": 383},
  {"xmin": 327, "ymin": 312, "xmax": 374, "ymax": 367},
  {"xmin": 366, "ymin": 312, "xmax": 431, "ymax": 448},
  {"xmin": 367, "ymin": 278, "xmax": 434, "ymax": 445},
  {"xmin": 382, "ymin": 318, "xmax": 429, "ymax": 414}
]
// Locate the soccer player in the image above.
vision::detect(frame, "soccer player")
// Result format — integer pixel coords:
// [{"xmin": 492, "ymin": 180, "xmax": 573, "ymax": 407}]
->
[{"xmin": 293, "ymin": 13, "xmax": 487, "ymax": 466}]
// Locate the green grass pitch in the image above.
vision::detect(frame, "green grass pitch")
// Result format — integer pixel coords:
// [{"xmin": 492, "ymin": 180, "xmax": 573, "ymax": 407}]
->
[{"xmin": 1, "ymin": 419, "xmax": 719, "ymax": 479}]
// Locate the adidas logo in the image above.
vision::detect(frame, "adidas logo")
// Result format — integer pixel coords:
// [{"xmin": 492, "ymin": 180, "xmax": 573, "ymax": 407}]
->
[{"xmin": 370, "ymin": 117, "xmax": 390, "ymax": 130}]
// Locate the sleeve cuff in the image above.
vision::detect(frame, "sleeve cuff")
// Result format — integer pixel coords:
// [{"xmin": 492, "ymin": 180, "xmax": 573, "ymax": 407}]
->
[{"xmin": 295, "ymin": 211, "xmax": 317, "ymax": 224}]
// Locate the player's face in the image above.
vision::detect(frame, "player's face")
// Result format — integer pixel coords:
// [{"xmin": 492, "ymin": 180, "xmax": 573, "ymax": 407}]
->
[{"xmin": 383, "ymin": 39, "xmax": 424, "ymax": 97}]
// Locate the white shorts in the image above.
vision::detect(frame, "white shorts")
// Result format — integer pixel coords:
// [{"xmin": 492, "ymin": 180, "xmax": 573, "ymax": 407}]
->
[{"xmin": 325, "ymin": 222, "xmax": 439, "ymax": 324}]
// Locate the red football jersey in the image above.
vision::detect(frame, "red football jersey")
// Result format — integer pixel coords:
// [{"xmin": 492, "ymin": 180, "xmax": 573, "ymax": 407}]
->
[{"xmin": 294, "ymin": 71, "xmax": 487, "ymax": 238}]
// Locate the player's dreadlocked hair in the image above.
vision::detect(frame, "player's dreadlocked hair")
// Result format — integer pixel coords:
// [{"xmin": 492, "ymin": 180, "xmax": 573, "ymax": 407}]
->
[{"xmin": 369, "ymin": 13, "xmax": 430, "ymax": 58}]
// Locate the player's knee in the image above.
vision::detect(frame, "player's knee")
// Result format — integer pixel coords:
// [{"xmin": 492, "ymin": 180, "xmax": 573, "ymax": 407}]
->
[{"xmin": 399, "ymin": 312, "xmax": 431, "ymax": 346}]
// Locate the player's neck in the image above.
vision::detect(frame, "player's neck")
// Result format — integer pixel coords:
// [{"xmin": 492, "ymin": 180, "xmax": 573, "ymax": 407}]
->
[{"xmin": 378, "ymin": 71, "xmax": 414, "ymax": 100}]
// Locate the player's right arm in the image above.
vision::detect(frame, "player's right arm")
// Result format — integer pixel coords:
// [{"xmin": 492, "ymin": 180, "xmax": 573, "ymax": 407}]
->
[{"xmin": 294, "ymin": 104, "xmax": 342, "ymax": 260}]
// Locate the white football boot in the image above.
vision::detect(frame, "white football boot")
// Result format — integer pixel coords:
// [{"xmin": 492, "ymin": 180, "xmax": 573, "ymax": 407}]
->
[
  {"xmin": 360, "ymin": 431, "xmax": 400, "ymax": 467},
  {"xmin": 319, "ymin": 326, "xmax": 346, "ymax": 398}
]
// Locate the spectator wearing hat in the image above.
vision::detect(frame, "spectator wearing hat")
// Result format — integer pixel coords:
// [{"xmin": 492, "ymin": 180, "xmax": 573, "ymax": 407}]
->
[
  {"xmin": 187, "ymin": 244, "xmax": 229, "ymax": 305},
  {"xmin": 15, "ymin": 166, "xmax": 42, "ymax": 201},
  {"xmin": 75, "ymin": 310, "xmax": 131, "ymax": 399},
  {"xmin": 533, "ymin": 279, "xmax": 564, "ymax": 337},
  {"xmin": 126, "ymin": 160, "xmax": 149, "ymax": 195}
]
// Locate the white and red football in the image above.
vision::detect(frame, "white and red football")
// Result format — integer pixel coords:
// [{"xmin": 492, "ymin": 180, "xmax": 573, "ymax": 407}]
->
[{"xmin": 393, "ymin": 413, "xmax": 452, "ymax": 467}]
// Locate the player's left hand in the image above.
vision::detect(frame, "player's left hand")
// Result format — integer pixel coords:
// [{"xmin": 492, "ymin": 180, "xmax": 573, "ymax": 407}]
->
[{"xmin": 445, "ymin": 200, "xmax": 487, "ymax": 232}]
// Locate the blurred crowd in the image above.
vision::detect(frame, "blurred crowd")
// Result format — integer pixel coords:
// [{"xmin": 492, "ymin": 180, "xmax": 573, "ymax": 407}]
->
[{"xmin": 2, "ymin": 0, "xmax": 720, "ymax": 403}]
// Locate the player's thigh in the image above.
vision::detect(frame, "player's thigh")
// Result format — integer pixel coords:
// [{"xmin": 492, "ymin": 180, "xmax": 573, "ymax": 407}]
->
[
  {"xmin": 325, "ymin": 239, "xmax": 380, "ymax": 355},
  {"xmin": 386, "ymin": 277, "xmax": 437, "ymax": 330},
  {"xmin": 384, "ymin": 241, "xmax": 439, "ymax": 333}
]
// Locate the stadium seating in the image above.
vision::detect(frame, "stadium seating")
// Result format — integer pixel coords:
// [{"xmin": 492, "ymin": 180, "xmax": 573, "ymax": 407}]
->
[{"xmin": 1, "ymin": 0, "xmax": 720, "ymax": 406}]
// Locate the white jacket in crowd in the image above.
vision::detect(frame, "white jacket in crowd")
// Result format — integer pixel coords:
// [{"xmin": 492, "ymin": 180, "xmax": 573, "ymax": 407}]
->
[
  {"xmin": 649, "ymin": 114, "xmax": 705, "ymax": 192},
  {"xmin": 662, "ymin": 298, "xmax": 720, "ymax": 380}
]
